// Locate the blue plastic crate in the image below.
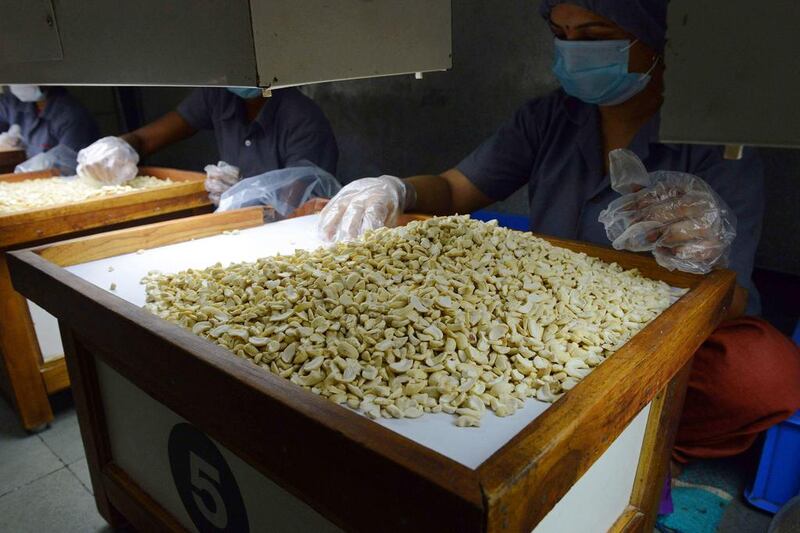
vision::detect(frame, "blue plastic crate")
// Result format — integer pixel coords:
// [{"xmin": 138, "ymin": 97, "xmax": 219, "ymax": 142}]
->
[
  {"xmin": 470, "ymin": 210, "xmax": 529, "ymax": 231},
  {"xmin": 745, "ymin": 411, "xmax": 800, "ymax": 513},
  {"xmin": 745, "ymin": 322, "xmax": 800, "ymax": 514}
]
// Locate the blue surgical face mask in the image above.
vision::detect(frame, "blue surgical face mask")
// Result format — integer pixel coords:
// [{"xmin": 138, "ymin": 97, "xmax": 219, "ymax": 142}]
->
[
  {"xmin": 551, "ymin": 38, "xmax": 657, "ymax": 106},
  {"xmin": 9, "ymin": 84, "xmax": 45, "ymax": 102},
  {"xmin": 226, "ymin": 87, "xmax": 263, "ymax": 99}
]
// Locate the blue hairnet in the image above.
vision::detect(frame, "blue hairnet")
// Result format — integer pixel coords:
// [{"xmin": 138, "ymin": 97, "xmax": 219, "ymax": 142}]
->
[{"xmin": 539, "ymin": 0, "xmax": 667, "ymax": 52}]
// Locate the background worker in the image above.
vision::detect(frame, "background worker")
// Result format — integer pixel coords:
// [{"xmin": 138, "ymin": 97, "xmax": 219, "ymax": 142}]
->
[
  {"xmin": 318, "ymin": 0, "xmax": 800, "ymax": 464},
  {"xmin": 77, "ymin": 87, "xmax": 338, "ymax": 199},
  {"xmin": 0, "ymin": 85, "xmax": 99, "ymax": 156}
]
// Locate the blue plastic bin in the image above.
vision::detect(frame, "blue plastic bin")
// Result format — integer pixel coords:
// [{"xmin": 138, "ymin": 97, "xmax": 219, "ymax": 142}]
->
[
  {"xmin": 470, "ymin": 210, "xmax": 529, "ymax": 231},
  {"xmin": 745, "ymin": 411, "xmax": 800, "ymax": 513},
  {"xmin": 745, "ymin": 320, "xmax": 800, "ymax": 514}
]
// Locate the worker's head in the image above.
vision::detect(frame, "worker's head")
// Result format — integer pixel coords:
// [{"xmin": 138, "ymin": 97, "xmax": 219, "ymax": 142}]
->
[
  {"xmin": 8, "ymin": 85, "xmax": 46, "ymax": 103},
  {"xmin": 539, "ymin": 0, "xmax": 666, "ymax": 107}
]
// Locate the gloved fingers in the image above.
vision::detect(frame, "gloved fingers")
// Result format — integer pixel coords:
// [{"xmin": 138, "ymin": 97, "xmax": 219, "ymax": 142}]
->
[
  {"xmin": 608, "ymin": 149, "xmax": 651, "ymax": 194},
  {"xmin": 630, "ymin": 183, "xmax": 687, "ymax": 212},
  {"xmin": 318, "ymin": 197, "xmax": 352, "ymax": 241},
  {"xmin": 204, "ymin": 177, "xmax": 230, "ymax": 194},
  {"xmin": 655, "ymin": 215, "xmax": 723, "ymax": 247},
  {"xmin": 610, "ymin": 220, "xmax": 664, "ymax": 252},
  {"xmin": 317, "ymin": 177, "xmax": 405, "ymax": 242},
  {"xmin": 361, "ymin": 198, "xmax": 396, "ymax": 231},
  {"xmin": 204, "ymin": 161, "xmax": 240, "ymax": 186},
  {"xmin": 79, "ymin": 163, "xmax": 112, "ymax": 186},
  {"xmin": 635, "ymin": 192, "xmax": 716, "ymax": 225},
  {"xmin": 335, "ymin": 201, "xmax": 370, "ymax": 242},
  {"xmin": 599, "ymin": 195, "xmax": 641, "ymax": 243},
  {"xmin": 653, "ymin": 239, "xmax": 728, "ymax": 274},
  {"xmin": 0, "ymin": 134, "xmax": 24, "ymax": 149},
  {"xmin": 76, "ymin": 137, "xmax": 139, "ymax": 185},
  {"xmin": 219, "ymin": 172, "xmax": 240, "ymax": 186}
]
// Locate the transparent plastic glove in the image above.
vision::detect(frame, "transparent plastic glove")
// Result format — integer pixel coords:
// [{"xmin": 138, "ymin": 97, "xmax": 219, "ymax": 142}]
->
[
  {"xmin": 0, "ymin": 124, "xmax": 24, "ymax": 150},
  {"xmin": 318, "ymin": 175, "xmax": 416, "ymax": 242},
  {"xmin": 204, "ymin": 161, "xmax": 240, "ymax": 206},
  {"xmin": 216, "ymin": 162, "xmax": 340, "ymax": 220},
  {"xmin": 76, "ymin": 137, "xmax": 139, "ymax": 185},
  {"xmin": 15, "ymin": 144, "xmax": 78, "ymax": 175},
  {"xmin": 599, "ymin": 149, "xmax": 737, "ymax": 274}
]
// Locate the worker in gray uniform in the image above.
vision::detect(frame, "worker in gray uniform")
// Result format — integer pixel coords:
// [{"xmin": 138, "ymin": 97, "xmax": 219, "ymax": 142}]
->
[
  {"xmin": 77, "ymin": 87, "xmax": 338, "ymax": 200},
  {"xmin": 318, "ymin": 0, "xmax": 800, "ymax": 476},
  {"xmin": 0, "ymin": 85, "xmax": 99, "ymax": 156}
]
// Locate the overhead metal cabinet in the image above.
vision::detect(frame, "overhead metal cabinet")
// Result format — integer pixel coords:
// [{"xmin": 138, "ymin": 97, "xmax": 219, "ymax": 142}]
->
[
  {"xmin": 0, "ymin": 0, "xmax": 452, "ymax": 88},
  {"xmin": 661, "ymin": 0, "xmax": 800, "ymax": 148}
]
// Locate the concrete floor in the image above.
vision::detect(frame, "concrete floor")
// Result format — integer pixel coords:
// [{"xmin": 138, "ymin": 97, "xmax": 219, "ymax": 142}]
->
[
  {"xmin": 0, "ymin": 391, "xmax": 778, "ymax": 532},
  {"xmin": 0, "ymin": 392, "xmax": 108, "ymax": 532}
]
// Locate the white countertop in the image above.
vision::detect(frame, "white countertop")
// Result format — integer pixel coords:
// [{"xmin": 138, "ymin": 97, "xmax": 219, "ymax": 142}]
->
[{"xmin": 65, "ymin": 215, "xmax": 652, "ymax": 468}]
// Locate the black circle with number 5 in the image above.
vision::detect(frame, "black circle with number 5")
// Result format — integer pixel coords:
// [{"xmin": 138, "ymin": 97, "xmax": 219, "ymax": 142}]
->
[{"xmin": 168, "ymin": 423, "xmax": 249, "ymax": 532}]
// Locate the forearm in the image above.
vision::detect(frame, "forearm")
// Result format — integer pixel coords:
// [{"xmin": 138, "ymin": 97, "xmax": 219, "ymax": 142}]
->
[
  {"xmin": 120, "ymin": 111, "xmax": 196, "ymax": 158},
  {"xmin": 405, "ymin": 168, "xmax": 494, "ymax": 216},
  {"xmin": 121, "ymin": 128, "xmax": 162, "ymax": 158},
  {"xmin": 405, "ymin": 174, "xmax": 456, "ymax": 216},
  {"xmin": 120, "ymin": 131, "xmax": 144, "ymax": 155}
]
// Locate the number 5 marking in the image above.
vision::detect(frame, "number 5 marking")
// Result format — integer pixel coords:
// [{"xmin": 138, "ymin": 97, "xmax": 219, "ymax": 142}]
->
[{"xmin": 190, "ymin": 451, "xmax": 228, "ymax": 529}]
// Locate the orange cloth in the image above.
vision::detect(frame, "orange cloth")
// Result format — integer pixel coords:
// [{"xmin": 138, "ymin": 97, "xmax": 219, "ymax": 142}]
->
[{"xmin": 673, "ymin": 317, "xmax": 800, "ymax": 463}]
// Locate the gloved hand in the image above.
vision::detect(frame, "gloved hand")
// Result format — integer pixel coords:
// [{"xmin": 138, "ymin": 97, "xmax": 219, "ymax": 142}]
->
[
  {"xmin": 15, "ymin": 144, "xmax": 78, "ymax": 175},
  {"xmin": 599, "ymin": 149, "xmax": 737, "ymax": 274},
  {"xmin": 76, "ymin": 137, "xmax": 139, "ymax": 185},
  {"xmin": 0, "ymin": 124, "xmax": 24, "ymax": 150},
  {"xmin": 204, "ymin": 161, "xmax": 240, "ymax": 206},
  {"xmin": 317, "ymin": 175, "xmax": 416, "ymax": 242}
]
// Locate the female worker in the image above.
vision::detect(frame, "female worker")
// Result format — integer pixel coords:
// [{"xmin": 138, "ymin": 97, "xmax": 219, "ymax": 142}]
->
[
  {"xmin": 77, "ymin": 87, "xmax": 338, "ymax": 200},
  {"xmin": 0, "ymin": 85, "xmax": 99, "ymax": 156},
  {"xmin": 318, "ymin": 0, "xmax": 800, "ymax": 464}
]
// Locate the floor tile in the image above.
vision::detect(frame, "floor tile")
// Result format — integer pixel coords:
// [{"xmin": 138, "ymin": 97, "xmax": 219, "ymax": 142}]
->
[
  {"xmin": 0, "ymin": 468, "xmax": 107, "ymax": 532},
  {"xmin": 719, "ymin": 496, "xmax": 773, "ymax": 532},
  {"xmin": 0, "ymin": 400, "xmax": 63, "ymax": 496},
  {"xmin": 0, "ymin": 397, "xmax": 26, "ymax": 439},
  {"xmin": 68, "ymin": 457, "xmax": 93, "ymax": 494},
  {"xmin": 39, "ymin": 408, "xmax": 85, "ymax": 465}
]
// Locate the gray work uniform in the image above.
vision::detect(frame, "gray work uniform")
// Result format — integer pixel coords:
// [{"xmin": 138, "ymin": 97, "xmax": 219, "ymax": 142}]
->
[
  {"xmin": 457, "ymin": 90, "xmax": 764, "ymax": 315},
  {"xmin": 177, "ymin": 87, "xmax": 338, "ymax": 179},
  {"xmin": 0, "ymin": 87, "xmax": 99, "ymax": 157}
]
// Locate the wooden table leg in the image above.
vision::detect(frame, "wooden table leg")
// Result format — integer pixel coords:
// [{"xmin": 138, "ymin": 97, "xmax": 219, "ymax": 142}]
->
[
  {"xmin": 0, "ymin": 253, "xmax": 52, "ymax": 430},
  {"xmin": 60, "ymin": 327, "xmax": 127, "ymax": 529},
  {"xmin": 612, "ymin": 361, "xmax": 693, "ymax": 532}
]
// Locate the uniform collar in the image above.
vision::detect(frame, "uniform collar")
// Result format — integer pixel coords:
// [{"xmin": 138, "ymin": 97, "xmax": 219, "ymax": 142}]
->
[
  {"xmin": 563, "ymin": 95, "xmax": 603, "ymax": 178},
  {"xmin": 563, "ymin": 94, "xmax": 680, "ymax": 155},
  {"xmin": 38, "ymin": 87, "xmax": 66, "ymax": 122},
  {"xmin": 221, "ymin": 90, "xmax": 280, "ymax": 132},
  {"xmin": 562, "ymin": 94, "xmax": 680, "ymax": 201}
]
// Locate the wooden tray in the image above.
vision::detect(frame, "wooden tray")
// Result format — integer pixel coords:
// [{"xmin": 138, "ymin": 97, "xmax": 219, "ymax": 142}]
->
[
  {"xmin": 0, "ymin": 166, "xmax": 211, "ymax": 248},
  {"xmin": 0, "ymin": 166, "xmax": 212, "ymax": 430},
  {"xmin": 0, "ymin": 148, "xmax": 26, "ymax": 174},
  {"xmin": 7, "ymin": 208, "xmax": 735, "ymax": 532}
]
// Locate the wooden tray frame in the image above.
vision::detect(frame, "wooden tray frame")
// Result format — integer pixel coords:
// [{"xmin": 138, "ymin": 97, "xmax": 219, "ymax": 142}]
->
[
  {"xmin": 0, "ymin": 167, "xmax": 212, "ymax": 430},
  {"xmin": 0, "ymin": 148, "xmax": 26, "ymax": 174},
  {"xmin": 7, "ymin": 208, "xmax": 735, "ymax": 532}
]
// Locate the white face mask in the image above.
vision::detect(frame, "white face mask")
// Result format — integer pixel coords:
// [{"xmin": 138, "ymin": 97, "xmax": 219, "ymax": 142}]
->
[{"xmin": 9, "ymin": 85, "xmax": 45, "ymax": 102}]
